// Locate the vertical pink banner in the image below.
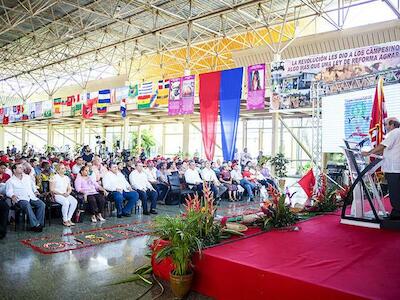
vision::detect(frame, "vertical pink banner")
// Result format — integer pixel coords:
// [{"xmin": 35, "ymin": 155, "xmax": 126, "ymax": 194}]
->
[
  {"xmin": 168, "ymin": 77, "xmax": 182, "ymax": 115},
  {"xmin": 181, "ymin": 75, "xmax": 195, "ymax": 114},
  {"xmin": 247, "ymin": 64, "xmax": 265, "ymax": 110}
]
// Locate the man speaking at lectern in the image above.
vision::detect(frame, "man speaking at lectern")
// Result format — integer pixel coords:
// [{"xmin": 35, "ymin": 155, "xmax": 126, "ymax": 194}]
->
[{"xmin": 362, "ymin": 118, "xmax": 400, "ymax": 220}]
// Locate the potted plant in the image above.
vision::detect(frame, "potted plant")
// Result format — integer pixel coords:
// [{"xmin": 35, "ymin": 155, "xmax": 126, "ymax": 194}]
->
[
  {"xmin": 269, "ymin": 153, "xmax": 289, "ymax": 188},
  {"xmin": 153, "ymin": 215, "xmax": 203, "ymax": 299}
]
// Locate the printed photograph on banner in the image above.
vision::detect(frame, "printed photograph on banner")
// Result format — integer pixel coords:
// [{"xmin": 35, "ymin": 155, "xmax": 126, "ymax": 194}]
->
[
  {"xmin": 344, "ymin": 95, "xmax": 373, "ymax": 145},
  {"xmin": 247, "ymin": 64, "xmax": 265, "ymax": 110},
  {"xmin": 168, "ymin": 77, "xmax": 182, "ymax": 115},
  {"xmin": 182, "ymin": 77, "xmax": 194, "ymax": 97},
  {"xmin": 270, "ymin": 41, "xmax": 400, "ymax": 111},
  {"xmin": 170, "ymin": 79, "xmax": 181, "ymax": 101},
  {"xmin": 181, "ymin": 75, "xmax": 195, "ymax": 114}
]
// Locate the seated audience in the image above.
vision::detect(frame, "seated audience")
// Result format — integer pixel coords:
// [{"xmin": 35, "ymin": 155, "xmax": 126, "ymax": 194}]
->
[
  {"xmin": 231, "ymin": 164, "xmax": 255, "ymax": 201},
  {"xmin": 6, "ymin": 163, "xmax": 45, "ymax": 232},
  {"xmin": 184, "ymin": 161, "xmax": 203, "ymax": 194},
  {"xmin": 201, "ymin": 161, "xmax": 227, "ymax": 199},
  {"xmin": 146, "ymin": 160, "xmax": 168, "ymax": 203},
  {"xmin": 75, "ymin": 165, "xmax": 108, "ymax": 223},
  {"xmin": 129, "ymin": 162, "xmax": 158, "ymax": 215},
  {"xmin": 50, "ymin": 164, "xmax": 78, "ymax": 227},
  {"xmin": 0, "ymin": 162, "xmax": 10, "ymax": 183},
  {"xmin": 157, "ymin": 164, "xmax": 170, "ymax": 202},
  {"xmin": 92, "ymin": 156, "xmax": 107, "ymax": 182},
  {"xmin": 219, "ymin": 164, "xmax": 238, "ymax": 201},
  {"xmin": 71, "ymin": 157, "xmax": 85, "ymax": 175},
  {"xmin": 103, "ymin": 163, "xmax": 138, "ymax": 218}
]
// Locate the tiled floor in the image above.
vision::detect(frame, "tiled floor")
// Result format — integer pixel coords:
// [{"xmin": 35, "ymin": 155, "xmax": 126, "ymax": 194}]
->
[{"xmin": 0, "ymin": 200, "xmax": 263, "ymax": 300}]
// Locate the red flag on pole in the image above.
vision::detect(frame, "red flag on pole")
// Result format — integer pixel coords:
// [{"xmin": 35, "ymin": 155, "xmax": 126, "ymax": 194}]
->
[
  {"xmin": 369, "ymin": 77, "xmax": 387, "ymax": 147},
  {"xmin": 298, "ymin": 169, "xmax": 315, "ymax": 198}
]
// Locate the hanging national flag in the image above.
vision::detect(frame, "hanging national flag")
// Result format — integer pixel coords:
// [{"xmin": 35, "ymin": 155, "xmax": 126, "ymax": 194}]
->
[
  {"xmin": 43, "ymin": 101, "xmax": 53, "ymax": 117},
  {"xmin": 53, "ymin": 98, "xmax": 62, "ymax": 114},
  {"xmin": 98, "ymin": 89, "xmax": 111, "ymax": 103},
  {"xmin": 22, "ymin": 104, "xmax": 29, "ymax": 120},
  {"xmin": 83, "ymin": 98, "xmax": 96, "ymax": 119},
  {"xmin": 156, "ymin": 79, "xmax": 169, "ymax": 107},
  {"xmin": 70, "ymin": 94, "xmax": 82, "ymax": 116},
  {"xmin": 13, "ymin": 105, "xmax": 23, "ymax": 122},
  {"xmin": 369, "ymin": 77, "xmax": 387, "ymax": 147},
  {"xmin": 138, "ymin": 82, "xmax": 153, "ymax": 109},
  {"xmin": 129, "ymin": 84, "xmax": 138, "ymax": 98},
  {"xmin": 2, "ymin": 107, "xmax": 9, "ymax": 125},
  {"xmin": 35, "ymin": 102, "xmax": 42, "ymax": 118},
  {"xmin": 298, "ymin": 169, "xmax": 316, "ymax": 198},
  {"xmin": 29, "ymin": 103, "xmax": 36, "ymax": 119},
  {"xmin": 120, "ymin": 98, "xmax": 127, "ymax": 118},
  {"xmin": 66, "ymin": 95, "xmax": 74, "ymax": 107}
]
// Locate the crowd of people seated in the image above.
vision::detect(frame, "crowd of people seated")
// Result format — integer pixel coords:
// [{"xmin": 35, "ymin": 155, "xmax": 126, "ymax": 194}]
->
[{"xmin": 0, "ymin": 145, "xmax": 277, "ymax": 239}]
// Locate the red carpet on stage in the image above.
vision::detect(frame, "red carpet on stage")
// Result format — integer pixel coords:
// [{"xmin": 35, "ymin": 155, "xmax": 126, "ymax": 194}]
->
[{"xmin": 193, "ymin": 214, "xmax": 400, "ymax": 300}]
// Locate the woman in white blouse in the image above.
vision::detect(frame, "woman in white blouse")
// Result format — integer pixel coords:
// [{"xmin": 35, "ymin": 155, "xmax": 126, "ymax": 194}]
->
[{"xmin": 50, "ymin": 163, "xmax": 78, "ymax": 227}]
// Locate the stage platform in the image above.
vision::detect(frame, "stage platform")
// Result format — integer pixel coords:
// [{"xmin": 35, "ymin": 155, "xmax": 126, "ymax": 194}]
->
[{"xmin": 193, "ymin": 213, "xmax": 400, "ymax": 300}]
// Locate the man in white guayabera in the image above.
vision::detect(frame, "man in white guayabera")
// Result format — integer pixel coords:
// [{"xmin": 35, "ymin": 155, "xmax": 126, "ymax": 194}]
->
[{"xmin": 363, "ymin": 117, "xmax": 400, "ymax": 220}]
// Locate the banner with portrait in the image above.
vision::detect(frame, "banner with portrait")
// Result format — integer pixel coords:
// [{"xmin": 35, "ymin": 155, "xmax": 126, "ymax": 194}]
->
[
  {"xmin": 271, "ymin": 41, "xmax": 400, "ymax": 110},
  {"xmin": 181, "ymin": 75, "xmax": 195, "ymax": 114},
  {"xmin": 168, "ymin": 77, "xmax": 182, "ymax": 116},
  {"xmin": 247, "ymin": 64, "xmax": 265, "ymax": 110}
]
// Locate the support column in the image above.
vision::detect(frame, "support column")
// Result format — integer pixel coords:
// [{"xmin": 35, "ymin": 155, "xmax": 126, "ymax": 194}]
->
[
  {"xmin": 271, "ymin": 113, "xmax": 279, "ymax": 156},
  {"xmin": 242, "ymin": 120, "xmax": 247, "ymax": 149},
  {"xmin": 21, "ymin": 125, "xmax": 26, "ymax": 147},
  {"xmin": 182, "ymin": 115, "xmax": 190, "ymax": 155},
  {"xmin": 47, "ymin": 122, "xmax": 54, "ymax": 146},
  {"xmin": 80, "ymin": 120, "xmax": 86, "ymax": 145},
  {"xmin": 258, "ymin": 120, "xmax": 264, "ymax": 152},
  {"xmin": 123, "ymin": 117, "xmax": 130, "ymax": 150},
  {"xmin": 279, "ymin": 116, "xmax": 284, "ymax": 153},
  {"xmin": 0, "ymin": 126, "xmax": 4, "ymax": 150}
]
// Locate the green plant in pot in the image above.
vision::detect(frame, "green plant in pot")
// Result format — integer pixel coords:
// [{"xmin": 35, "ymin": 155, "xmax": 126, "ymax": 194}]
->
[
  {"xmin": 270, "ymin": 153, "xmax": 289, "ymax": 189},
  {"xmin": 154, "ymin": 215, "xmax": 203, "ymax": 299}
]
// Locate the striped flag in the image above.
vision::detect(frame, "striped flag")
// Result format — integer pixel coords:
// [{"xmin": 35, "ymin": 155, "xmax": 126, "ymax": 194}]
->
[
  {"xmin": 97, "ymin": 89, "xmax": 110, "ymax": 114},
  {"xmin": 369, "ymin": 77, "xmax": 387, "ymax": 147},
  {"xmin": 155, "ymin": 79, "xmax": 169, "ymax": 107},
  {"xmin": 53, "ymin": 98, "xmax": 62, "ymax": 114},
  {"xmin": 138, "ymin": 82, "xmax": 153, "ymax": 109}
]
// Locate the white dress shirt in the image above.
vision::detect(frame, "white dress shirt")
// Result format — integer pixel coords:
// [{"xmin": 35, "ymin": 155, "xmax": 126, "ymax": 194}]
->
[
  {"xmin": 6, "ymin": 174, "xmax": 39, "ymax": 202},
  {"xmin": 381, "ymin": 128, "xmax": 400, "ymax": 173},
  {"xmin": 52, "ymin": 174, "xmax": 70, "ymax": 194},
  {"xmin": 201, "ymin": 168, "xmax": 219, "ymax": 183},
  {"xmin": 231, "ymin": 169, "xmax": 243, "ymax": 182},
  {"xmin": 145, "ymin": 167, "xmax": 158, "ymax": 183},
  {"xmin": 129, "ymin": 170, "xmax": 154, "ymax": 191},
  {"xmin": 103, "ymin": 171, "xmax": 131, "ymax": 192},
  {"xmin": 184, "ymin": 168, "xmax": 202, "ymax": 185}
]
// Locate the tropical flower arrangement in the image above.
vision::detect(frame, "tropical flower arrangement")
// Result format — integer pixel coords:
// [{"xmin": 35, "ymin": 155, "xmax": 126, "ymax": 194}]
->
[
  {"xmin": 257, "ymin": 185, "xmax": 298, "ymax": 230},
  {"xmin": 305, "ymin": 174, "xmax": 346, "ymax": 212}
]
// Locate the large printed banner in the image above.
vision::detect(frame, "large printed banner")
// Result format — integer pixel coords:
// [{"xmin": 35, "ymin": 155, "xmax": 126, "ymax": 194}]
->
[
  {"xmin": 181, "ymin": 75, "xmax": 195, "ymax": 114},
  {"xmin": 344, "ymin": 95, "xmax": 373, "ymax": 145},
  {"xmin": 271, "ymin": 41, "xmax": 400, "ymax": 110},
  {"xmin": 168, "ymin": 77, "xmax": 182, "ymax": 115},
  {"xmin": 247, "ymin": 64, "xmax": 265, "ymax": 110},
  {"xmin": 168, "ymin": 76, "xmax": 195, "ymax": 115}
]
